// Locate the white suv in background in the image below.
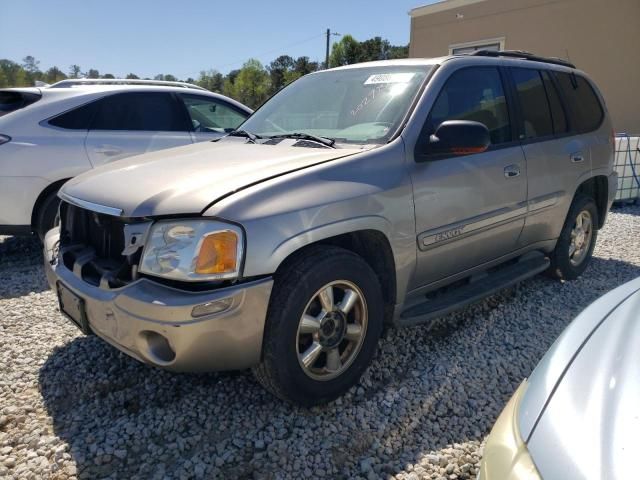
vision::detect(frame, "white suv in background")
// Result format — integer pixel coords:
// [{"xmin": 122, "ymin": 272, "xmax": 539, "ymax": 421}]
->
[{"xmin": 0, "ymin": 79, "xmax": 252, "ymax": 238}]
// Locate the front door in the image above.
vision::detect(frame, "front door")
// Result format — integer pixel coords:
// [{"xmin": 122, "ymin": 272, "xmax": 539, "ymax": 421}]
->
[{"xmin": 409, "ymin": 66, "xmax": 527, "ymax": 289}]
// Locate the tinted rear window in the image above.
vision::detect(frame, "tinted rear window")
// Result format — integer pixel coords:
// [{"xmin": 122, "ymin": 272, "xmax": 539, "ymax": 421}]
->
[
  {"xmin": 90, "ymin": 92, "xmax": 187, "ymax": 131},
  {"xmin": 554, "ymin": 72, "xmax": 604, "ymax": 133},
  {"xmin": 511, "ymin": 68, "xmax": 553, "ymax": 139},
  {"xmin": 49, "ymin": 101, "xmax": 97, "ymax": 130},
  {"xmin": 541, "ymin": 70, "xmax": 568, "ymax": 134},
  {"xmin": 0, "ymin": 91, "xmax": 41, "ymax": 117}
]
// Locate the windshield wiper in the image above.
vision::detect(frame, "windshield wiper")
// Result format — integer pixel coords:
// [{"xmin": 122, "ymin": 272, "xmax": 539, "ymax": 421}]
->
[
  {"xmin": 227, "ymin": 129, "xmax": 261, "ymax": 143},
  {"xmin": 266, "ymin": 132, "xmax": 336, "ymax": 148}
]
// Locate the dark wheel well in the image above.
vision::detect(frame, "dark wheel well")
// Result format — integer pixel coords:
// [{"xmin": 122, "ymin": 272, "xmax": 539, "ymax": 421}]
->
[
  {"xmin": 275, "ymin": 230, "xmax": 397, "ymax": 323},
  {"xmin": 575, "ymin": 176, "xmax": 608, "ymax": 228},
  {"xmin": 31, "ymin": 178, "xmax": 70, "ymax": 231}
]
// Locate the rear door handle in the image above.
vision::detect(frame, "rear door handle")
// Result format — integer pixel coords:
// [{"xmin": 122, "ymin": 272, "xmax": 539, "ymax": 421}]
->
[
  {"xmin": 570, "ymin": 152, "xmax": 584, "ymax": 163},
  {"xmin": 94, "ymin": 145, "xmax": 123, "ymax": 156},
  {"xmin": 504, "ymin": 164, "xmax": 521, "ymax": 178}
]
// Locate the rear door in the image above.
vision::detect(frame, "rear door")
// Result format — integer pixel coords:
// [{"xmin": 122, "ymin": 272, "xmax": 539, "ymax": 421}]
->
[
  {"xmin": 409, "ymin": 66, "xmax": 528, "ymax": 288},
  {"xmin": 177, "ymin": 93, "xmax": 250, "ymax": 143},
  {"xmin": 513, "ymin": 68, "xmax": 598, "ymax": 245},
  {"xmin": 85, "ymin": 92, "xmax": 193, "ymax": 166}
]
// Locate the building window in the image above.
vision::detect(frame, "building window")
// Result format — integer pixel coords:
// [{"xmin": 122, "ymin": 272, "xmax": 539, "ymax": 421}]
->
[{"xmin": 449, "ymin": 37, "xmax": 506, "ymax": 55}]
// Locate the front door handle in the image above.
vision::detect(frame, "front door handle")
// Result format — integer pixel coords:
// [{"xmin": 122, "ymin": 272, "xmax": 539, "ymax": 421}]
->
[
  {"xmin": 570, "ymin": 152, "xmax": 584, "ymax": 163},
  {"xmin": 504, "ymin": 164, "xmax": 521, "ymax": 178}
]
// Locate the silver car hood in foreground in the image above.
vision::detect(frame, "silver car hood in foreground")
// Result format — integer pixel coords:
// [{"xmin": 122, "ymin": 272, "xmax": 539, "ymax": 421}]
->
[
  {"xmin": 61, "ymin": 140, "xmax": 362, "ymax": 217},
  {"xmin": 522, "ymin": 277, "xmax": 640, "ymax": 479}
]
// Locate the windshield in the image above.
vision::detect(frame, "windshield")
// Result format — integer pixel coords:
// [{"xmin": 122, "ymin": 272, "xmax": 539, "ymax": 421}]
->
[{"xmin": 239, "ymin": 65, "xmax": 433, "ymax": 145}]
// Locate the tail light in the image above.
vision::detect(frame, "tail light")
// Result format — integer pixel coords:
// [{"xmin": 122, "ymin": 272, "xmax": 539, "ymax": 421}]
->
[{"xmin": 0, "ymin": 134, "xmax": 11, "ymax": 145}]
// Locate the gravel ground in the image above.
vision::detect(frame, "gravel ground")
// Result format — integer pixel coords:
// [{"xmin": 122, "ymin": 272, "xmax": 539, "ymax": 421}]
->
[{"xmin": 1, "ymin": 204, "xmax": 639, "ymax": 480}]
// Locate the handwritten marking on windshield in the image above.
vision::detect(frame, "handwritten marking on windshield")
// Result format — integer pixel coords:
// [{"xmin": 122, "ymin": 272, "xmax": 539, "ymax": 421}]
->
[{"xmin": 351, "ymin": 84, "xmax": 386, "ymax": 117}]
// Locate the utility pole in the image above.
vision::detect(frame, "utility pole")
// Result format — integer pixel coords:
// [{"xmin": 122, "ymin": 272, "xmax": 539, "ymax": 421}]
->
[{"xmin": 325, "ymin": 28, "xmax": 341, "ymax": 69}]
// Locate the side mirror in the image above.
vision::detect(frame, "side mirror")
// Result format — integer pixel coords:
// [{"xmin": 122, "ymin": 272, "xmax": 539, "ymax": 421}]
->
[{"xmin": 417, "ymin": 120, "xmax": 490, "ymax": 160}]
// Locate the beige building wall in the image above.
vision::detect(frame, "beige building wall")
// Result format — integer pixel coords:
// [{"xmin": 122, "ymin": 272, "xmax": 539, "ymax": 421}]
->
[{"xmin": 409, "ymin": 0, "xmax": 640, "ymax": 133}]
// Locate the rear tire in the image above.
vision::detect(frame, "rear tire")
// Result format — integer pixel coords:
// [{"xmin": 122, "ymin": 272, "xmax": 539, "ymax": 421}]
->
[
  {"xmin": 547, "ymin": 194, "xmax": 598, "ymax": 280},
  {"xmin": 253, "ymin": 246, "xmax": 383, "ymax": 406},
  {"xmin": 35, "ymin": 190, "xmax": 61, "ymax": 242}
]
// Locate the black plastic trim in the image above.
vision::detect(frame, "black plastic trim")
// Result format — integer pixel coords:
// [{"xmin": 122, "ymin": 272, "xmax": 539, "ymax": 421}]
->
[{"xmin": 0, "ymin": 225, "xmax": 33, "ymax": 236}]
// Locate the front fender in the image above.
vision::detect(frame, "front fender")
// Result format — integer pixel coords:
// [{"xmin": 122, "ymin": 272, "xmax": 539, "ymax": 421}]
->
[
  {"xmin": 202, "ymin": 140, "xmax": 417, "ymax": 305},
  {"xmin": 267, "ymin": 215, "xmax": 393, "ymax": 274}
]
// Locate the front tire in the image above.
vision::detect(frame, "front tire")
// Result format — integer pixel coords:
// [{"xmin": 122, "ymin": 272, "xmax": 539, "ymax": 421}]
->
[
  {"xmin": 547, "ymin": 194, "xmax": 598, "ymax": 280},
  {"xmin": 35, "ymin": 190, "xmax": 61, "ymax": 242},
  {"xmin": 253, "ymin": 246, "xmax": 383, "ymax": 406}
]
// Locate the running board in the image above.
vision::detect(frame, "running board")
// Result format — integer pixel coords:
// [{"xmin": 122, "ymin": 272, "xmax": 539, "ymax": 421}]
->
[{"xmin": 398, "ymin": 253, "xmax": 550, "ymax": 328}]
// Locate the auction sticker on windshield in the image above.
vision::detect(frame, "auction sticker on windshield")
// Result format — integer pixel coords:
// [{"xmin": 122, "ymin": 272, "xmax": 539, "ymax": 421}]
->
[{"xmin": 364, "ymin": 73, "xmax": 415, "ymax": 85}]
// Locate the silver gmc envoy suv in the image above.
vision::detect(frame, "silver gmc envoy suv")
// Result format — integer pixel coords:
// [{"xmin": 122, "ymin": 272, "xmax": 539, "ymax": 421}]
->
[{"xmin": 44, "ymin": 51, "xmax": 617, "ymax": 405}]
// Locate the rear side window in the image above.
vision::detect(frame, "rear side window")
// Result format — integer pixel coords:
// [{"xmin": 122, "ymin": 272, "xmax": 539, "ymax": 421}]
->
[
  {"xmin": 429, "ymin": 67, "xmax": 511, "ymax": 145},
  {"xmin": 540, "ymin": 70, "xmax": 568, "ymax": 134},
  {"xmin": 511, "ymin": 68, "xmax": 553, "ymax": 139},
  {"xmin": 554, "ymin": 72, "xmax": 604, "ymax": 133},
  {"xmin": 49, "ymin": 102, "xmax": 96, "ymax": 130},
  {"xmin": 90, "ymin": 92, "xmax": 188, "ymax": 131},
  {"xmin": 0, "ymin": 91, "xmax": 41, "ymax": 117}
]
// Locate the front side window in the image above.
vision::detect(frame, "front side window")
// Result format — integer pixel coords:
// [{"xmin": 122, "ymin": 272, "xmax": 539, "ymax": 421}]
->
[
  {"xmin": 90, "ymin": 92, "xmax": 187, "ymax": 131},
  {"xmin": 179, "ymin": 94, "xmax": 248, "ymax": 133},
  {"xmin": 511, "ymin": 68, "xmax": 553, "ymax": 140},
  {"xmin": 429, "ymin": 67, "xmax": 511, "ymax": 145},
  {"xmin": 239, "ymin": 65, "xmax": 433, "ymax": 145},
  {"xmin": 554, "ymin": 72, "xmax": 604, "ymax": 133}
]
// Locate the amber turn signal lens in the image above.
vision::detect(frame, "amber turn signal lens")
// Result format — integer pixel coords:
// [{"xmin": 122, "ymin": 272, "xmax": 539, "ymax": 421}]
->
[{"xmin": 195, "ymin": 231, "xmax": 238, "ymax": 275}]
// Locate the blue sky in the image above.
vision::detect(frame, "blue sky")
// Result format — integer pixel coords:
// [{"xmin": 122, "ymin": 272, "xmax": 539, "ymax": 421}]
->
[{"xmin": 1, "ymin": 0, "xmax": 436, "ymax": 79}]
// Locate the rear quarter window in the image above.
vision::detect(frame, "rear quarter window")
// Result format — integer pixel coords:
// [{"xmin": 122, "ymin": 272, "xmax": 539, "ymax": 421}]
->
[
  {"xmin": 48, "ymin": 101, "xmax": 97, "ymax": 130},
  {"xmin": 554, "ymin": 72, "xmax": 604, "ymax": 133}
]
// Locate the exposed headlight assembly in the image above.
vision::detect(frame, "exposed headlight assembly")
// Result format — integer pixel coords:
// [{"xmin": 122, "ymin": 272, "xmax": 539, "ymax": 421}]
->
[{"xmin": 139, "ymin": 219, "xmax": 243, "ymax": 281}]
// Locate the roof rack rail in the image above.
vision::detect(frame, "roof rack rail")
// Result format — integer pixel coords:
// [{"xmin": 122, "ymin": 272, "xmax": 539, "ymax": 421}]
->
[
  {"xmin": 48, "ymin": 78, "xmax": 207, "ymax": 91},
  {"xmin": 470, "ymin": 50, "xmax": 576, "ymax": 69}
]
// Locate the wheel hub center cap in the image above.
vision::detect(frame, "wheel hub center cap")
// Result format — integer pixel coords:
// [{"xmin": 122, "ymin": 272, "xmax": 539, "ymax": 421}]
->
[{"xmin": 319, "ymin": 311, "xmax": 346, "ymax": 348}]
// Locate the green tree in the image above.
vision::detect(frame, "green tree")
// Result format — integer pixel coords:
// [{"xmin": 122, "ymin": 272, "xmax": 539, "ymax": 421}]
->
[
  {"xmin": 283, "ymin": 70, "xmax": 302, "ymax": 85},
  {"xmin": 69, "ymin": 64, "xmax": 82, "ymax": 78},
  {"xmin": 87, "ymin": 69, "xmax": 100, "ymax": 78},
  {"xmin": 224, "ymin": 59, "xmax": 270, "ymax": 109},
  {"xmin": 329, "ymin": 35, "xmax": 408, "ymax": 67},
  {"xmin": 0, "ymin": 60, "xmax": 28, "ymax": 86},
  {"xmin": 22, "ymin": 56, "xmax": 43, "ymax": 84},
  {"xmin": 197, "ymin": 70, "xmax": 224, "ymax": 92},
  {"xmin": 102, "ymin": 73, "xmax": 115, "ymax": 79},
  {"xmin": 267, "ymin": 55, "xmax": 295, "ymax": 94},
  {"xmin": 293, "ymin": 56, "xmax": 318, "ymax": 76},
  {"xmin": 44, "ymin": 66, "xmax": 66, "ymax": 84},
  {"xmin": 329, "ymin": 35, "xmax": 364, "ymax": 67},
  {"xmin": 387, "ymin": 44, "xmax": 409, "ymax": 59}
]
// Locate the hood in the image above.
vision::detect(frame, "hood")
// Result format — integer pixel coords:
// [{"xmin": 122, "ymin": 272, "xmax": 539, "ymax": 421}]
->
[
  {"xmin": 61, "ymin": 140, "xmax": 362, "ymax": 217},
  {"xmin": 525, "ymin": 280, "xmax": 640, "ymax": 479}
]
